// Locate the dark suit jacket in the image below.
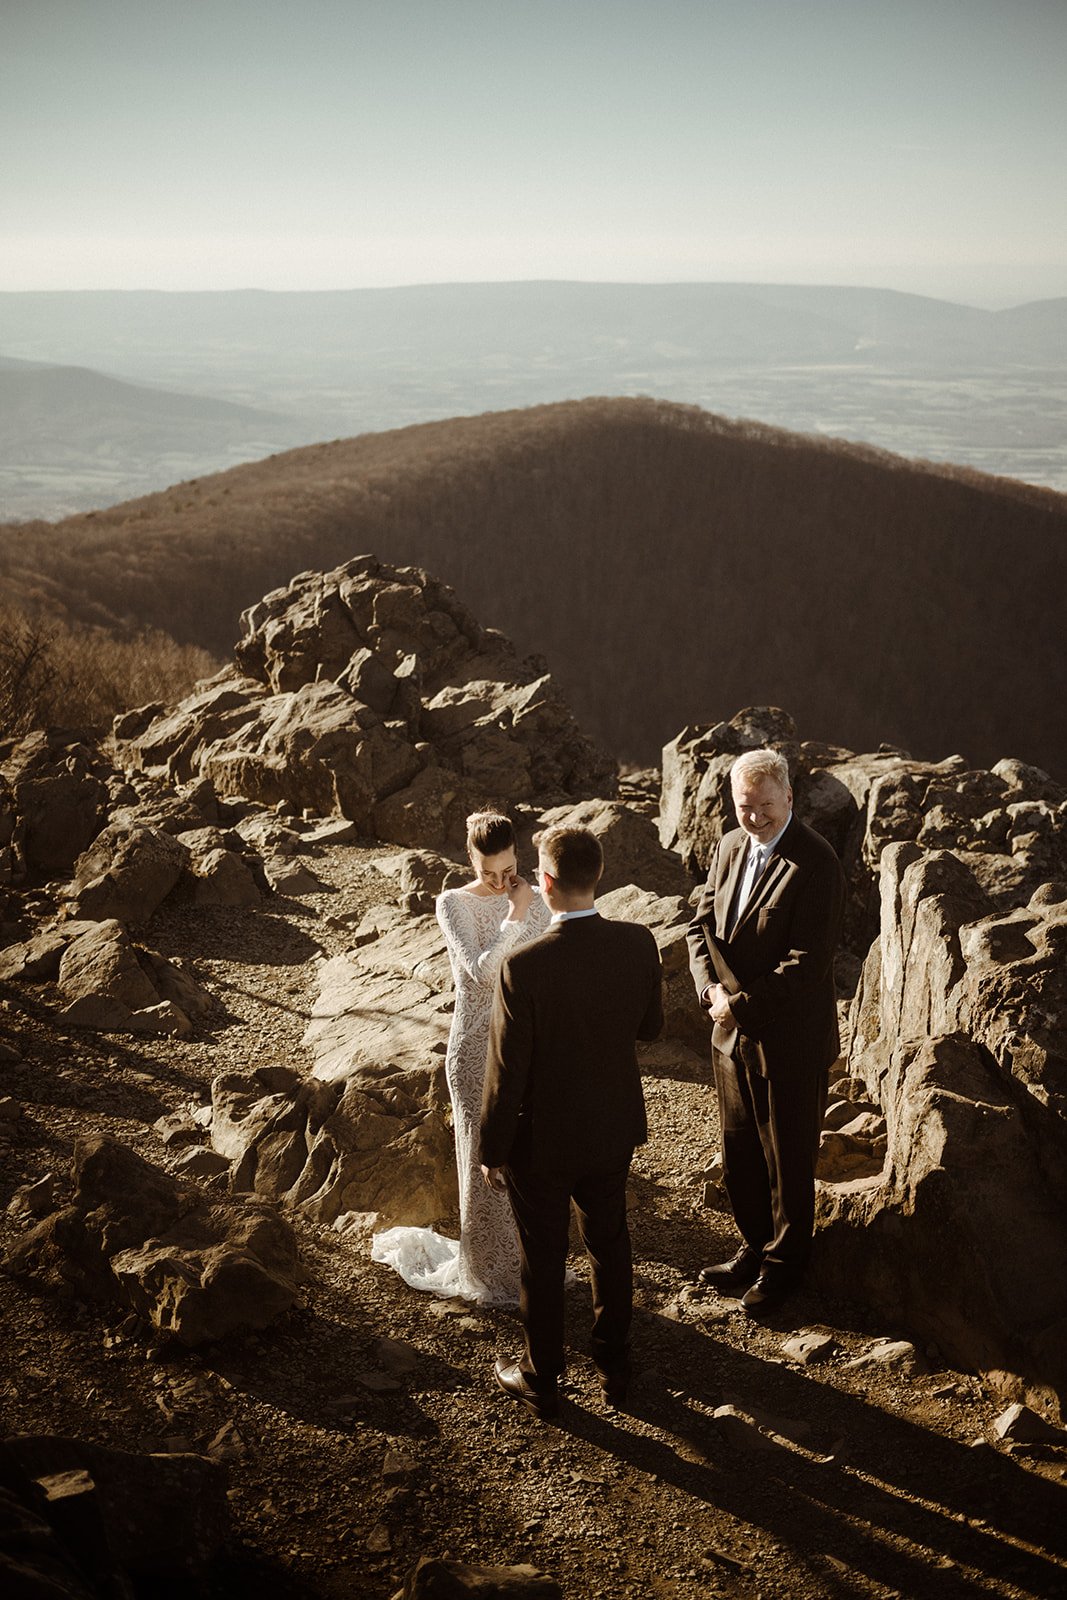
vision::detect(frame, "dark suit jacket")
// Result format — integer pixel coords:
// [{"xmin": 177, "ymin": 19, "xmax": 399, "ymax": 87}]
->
[
  {"xmin": 686, "ymin": 814, "xmax": 845, "ymax": 1081},
  {"xmin": 480, "ymin": 914, "xmax": 664, "ymax": 1175}
]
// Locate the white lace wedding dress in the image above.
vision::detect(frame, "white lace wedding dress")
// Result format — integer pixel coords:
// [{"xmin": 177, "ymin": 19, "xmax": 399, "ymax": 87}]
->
[{"xmin": 371, "ymin": 884, "xmax": 551, "ymax": 1305}]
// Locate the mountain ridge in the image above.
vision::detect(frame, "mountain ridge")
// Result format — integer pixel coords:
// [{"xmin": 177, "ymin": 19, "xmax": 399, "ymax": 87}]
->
[{"xmin": 1, "ymin": 396, "xmax": 1062, "ymax": 776}]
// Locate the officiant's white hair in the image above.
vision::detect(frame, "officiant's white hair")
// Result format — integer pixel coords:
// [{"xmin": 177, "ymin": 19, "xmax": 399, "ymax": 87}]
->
[{"xmin": 730, "ymin": 749, "xmax": 791, "ymax": 791}]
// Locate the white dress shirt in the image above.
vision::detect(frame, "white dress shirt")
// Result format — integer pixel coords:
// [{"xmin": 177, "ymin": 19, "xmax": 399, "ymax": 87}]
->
[{"xmin": 728, "ymin": 813, "xmax": 792, "ymax": 934}]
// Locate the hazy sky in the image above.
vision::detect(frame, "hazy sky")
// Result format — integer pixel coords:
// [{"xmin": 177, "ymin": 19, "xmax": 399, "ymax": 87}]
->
[{"xmin": 3, "ymin": 0, "xmax": 1065, "ymax": 306}]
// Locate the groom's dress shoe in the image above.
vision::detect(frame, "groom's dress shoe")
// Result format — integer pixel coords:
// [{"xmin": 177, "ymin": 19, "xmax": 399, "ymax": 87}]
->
[
  {"xmin": 494, "ymin": 1359, "xmax": 559, "ymax": 1419},
  {"xmin": 596, "ymin": 1361, "xmax": 632, "ymax": 1408},
  {"xmin": 741, "ymin": 1271, "xmax": 798, "ymax": 1318},
  {"xmin": 698, "ymin": 1247, "xmax": 761, "ymax": 1294}
]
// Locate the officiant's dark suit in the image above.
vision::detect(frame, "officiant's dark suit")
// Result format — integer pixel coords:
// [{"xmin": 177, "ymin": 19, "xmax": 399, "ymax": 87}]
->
[
  {"xmin": 687, "ymin": 771, "xmax": 845, "ymax": 1305},
  {"xmin": 481, "ymin": 870, "xmax": 663, "ymax": 1404}
]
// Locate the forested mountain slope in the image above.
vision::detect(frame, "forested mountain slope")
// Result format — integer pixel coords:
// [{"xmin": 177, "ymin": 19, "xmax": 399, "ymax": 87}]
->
[{"xmin": 2, "ymin": 397, "xmax": 1063, "ymax": 772}]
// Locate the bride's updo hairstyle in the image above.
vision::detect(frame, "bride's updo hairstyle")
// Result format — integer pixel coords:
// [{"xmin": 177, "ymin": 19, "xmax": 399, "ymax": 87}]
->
[{"xmin": 465, "ymin": 810, "xmax": 515, "ymax": 858}]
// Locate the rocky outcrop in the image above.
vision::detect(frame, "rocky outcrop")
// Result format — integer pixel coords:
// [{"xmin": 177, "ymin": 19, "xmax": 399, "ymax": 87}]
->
[
  {"xmin": 659, "ymin": 706, "xmax": 801, "ymax": 876},
  {"xmin": 817, "ymin": 1033, "xmax": 1067, "ymax": 1417},
  {"xmin": 660, "ymin": 706, "xmax": 1066, "ymax": 953},
  {"xmin": 66, "ymin": 821, "xmax": 263, "ymax": 922},
  {"xmin": 370, "ymin": 849, "xmax": 470, "ymax": 914},
  {"xmin": 2, "ymin": 900, "xmax": 230, "ymax": 1035},
  {"xmin": 816, "ymin": 839, "xmax": 1067, "ymax": 1414},
  {"xmin": 658, "ymin": 705, "xmax": 1067, "ymax": 1411},
  {"xmin": 597, "ymin": 884, "xmax": 705, "ymax": 1049},
  {"xmin": 113, "ymin": 556, "xmax": 617, "ymax": 850},
  {"xmin": 5, "ymin": 1135, "xmax": 300, "ymax": 1345}
]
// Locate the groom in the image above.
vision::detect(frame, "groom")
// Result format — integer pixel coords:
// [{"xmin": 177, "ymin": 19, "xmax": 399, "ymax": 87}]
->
[{"xmin": 480, "ymin": 824, "xmax": 663, "ymax": 1418}]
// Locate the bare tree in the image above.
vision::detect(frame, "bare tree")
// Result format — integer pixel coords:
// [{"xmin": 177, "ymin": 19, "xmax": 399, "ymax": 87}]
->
[{"xmin": 0, "ymin": 607, "xmax": 57, "ymax": 740}]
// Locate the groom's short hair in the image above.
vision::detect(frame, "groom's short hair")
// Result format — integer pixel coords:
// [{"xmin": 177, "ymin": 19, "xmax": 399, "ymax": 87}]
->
[{"xmin": 537, "ymin": 825, "xmax": 604, "ymax": 893}]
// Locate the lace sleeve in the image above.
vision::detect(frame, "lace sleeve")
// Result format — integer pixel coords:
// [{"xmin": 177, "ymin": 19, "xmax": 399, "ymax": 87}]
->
[{"xmin": 436, "ymin": 891, "xmax": 527, "ymax": 988}]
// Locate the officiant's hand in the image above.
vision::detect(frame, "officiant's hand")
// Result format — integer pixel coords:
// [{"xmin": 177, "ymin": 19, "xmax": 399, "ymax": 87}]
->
[
  {"xmin": 709, "ymin": 984, "xmax": 737, "ymax": 1027},
  {"xmin": 481, "ymin": 1165, "xmax": 508, "ymax": 1193}
]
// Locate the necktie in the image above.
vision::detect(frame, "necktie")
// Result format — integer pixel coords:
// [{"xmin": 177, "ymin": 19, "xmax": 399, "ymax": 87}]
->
[{"xmin": 730, "ymin": 845, "xmax": 766, "ymax": 933}]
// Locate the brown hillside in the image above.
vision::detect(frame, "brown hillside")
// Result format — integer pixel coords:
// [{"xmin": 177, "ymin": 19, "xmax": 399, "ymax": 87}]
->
[{"xmin": 1, "ymin": 397, "xmax": 1064, "ymax": 774}]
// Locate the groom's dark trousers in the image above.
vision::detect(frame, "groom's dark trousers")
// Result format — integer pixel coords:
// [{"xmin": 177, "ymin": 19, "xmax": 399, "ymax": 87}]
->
[{"xmin": 480, "ymin": 914, "xmax": 663, "ymax": 1389}]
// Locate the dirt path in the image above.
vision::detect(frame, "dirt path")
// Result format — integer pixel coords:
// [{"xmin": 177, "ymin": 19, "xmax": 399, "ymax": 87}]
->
[{"xmin": 2, "ymin": 843, "xmax": 1065, "ymax": 1599}]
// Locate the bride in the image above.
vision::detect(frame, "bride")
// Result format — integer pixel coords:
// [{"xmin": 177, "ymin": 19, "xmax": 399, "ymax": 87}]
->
[{"xmin": 372, "ymin": 811, "xmax": 551, "ymax": 1304}]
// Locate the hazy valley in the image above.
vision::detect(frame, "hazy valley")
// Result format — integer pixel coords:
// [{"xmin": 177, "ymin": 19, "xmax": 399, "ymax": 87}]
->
[{"xmin": 2, "ymin": 283, "xmax": 1066, "ymax": 519}]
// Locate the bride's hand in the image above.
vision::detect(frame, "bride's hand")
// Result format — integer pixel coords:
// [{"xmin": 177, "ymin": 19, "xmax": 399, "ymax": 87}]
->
[{"xmin": 505, "ymin": 872, "xmax": 534, "ymax": 920}]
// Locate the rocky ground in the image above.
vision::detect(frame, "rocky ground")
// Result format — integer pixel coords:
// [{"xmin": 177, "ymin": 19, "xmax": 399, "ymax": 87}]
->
[{"xmin": 2, "ymin": 841, "xmax": 1066, "ymax": 1600}]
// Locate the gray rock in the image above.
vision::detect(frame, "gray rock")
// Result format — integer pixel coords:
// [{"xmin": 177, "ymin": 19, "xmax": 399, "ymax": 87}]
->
[
  {"xmin": 0, "ymin": 927, "xmax": 70, "ymax": 982},
  {"xmin": 371, "ymin": 848, "xmax": 468, "ymax": 912},
  {"xmin": 8, "ymin": 1173, "xmax": 59, "ymax": 1218},
  {"xmin": 537, "ymin": 797, "xmax": 692, "ymax": 899},
  {"xmin": 1, "ymin": 730, "xmax": 110, "ymax": 879},
  {"xmin": 152, "ymin": 1111, "xmax": 201, "ymax": 1149},
  {"xmin": 596, "ymin": 883, "xmax": 706, "ymax": 1048},
  {"xmin": 844, "ymin": 1339, "xmax": 927, "ymax": 1376},
  {"xmin": 303, "ymin": 930, "xmax": 454, "ymax": 1082},
  {"xmin": 710, "ymin": 1404, "xmax": 780, "ymax": 1453},
  {"xmin": 57, "ymin": 920, "xmax": 214, "ymax": 1037},
  {"xmin": 263, "ymin": 856, "xmax": 324, "ymax": 896},
  {"xmin": 209, "ymin": 1061, "xmax": 454, "ymax": 1230},
  {"xmin": 782, "ymin": 1330, "xmax": 839, "ymax": 1366},
  {"xmin": 68, "ymin": 825, "xmax": 188, "ymax": 925},
  {"xmin": 175, "ymin": 828, "xmax": 262, "ymax": 906},
  {"xmin": 171, "ymin": 1148, "xmax": 232, "ymax": 1180},
  {"xmin": 991, "ymin": 1402, "xmax": 1066, "ymax": 1444}
]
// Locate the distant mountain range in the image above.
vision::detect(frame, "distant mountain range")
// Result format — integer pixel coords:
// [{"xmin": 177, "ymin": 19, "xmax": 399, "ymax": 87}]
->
[
  {"xmin": 1, "ymin": 283, "xmax": 1065, "ymax": 519},
  {"xmin": 2, "ymin": 397, "xmax": 1063, "ymax": 777},
  {"xmin": 0, "ymin": 355, "xmax": 320, "ymax": 521}
]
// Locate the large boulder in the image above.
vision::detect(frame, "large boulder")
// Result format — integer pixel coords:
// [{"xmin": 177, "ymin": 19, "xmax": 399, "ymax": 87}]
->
[
  {"xmin": 56, "ymin": 919, "xmax": 215, "ymax": 1037},
  {"xmin": 303, "ymin": 915, "xmax": 455, "ymax": 1080},
  {"xmin": 114, "ymin": 556, "xmax": 616, "ymax": 850},
  {"xmin": 174, "ymin": 826, "xmax": 263, "ymax": 907},
  {"xmin": 210, "ymin": 914, "xmax": 458, "ymax": 1227},
  {"xmin": 370, "ymin": 848, "xmax": 470, "ymax": 914},
  {"xmin": 4, "ymin": 1135, "xmax": 300, "ymax": 1346},
  {"xmin": 537, "ymin": 798, "xmax": 692, "ymax": 899},
  {"xmin": 816, "ymin": 1034, "xmax": 1067, "ymax": 1418},
  {"xmin": 209, "ymin": 1061, "xmax": 455, "ymax": 1229},
  {"xmin": 67, "ymin": 824, "xmax": 190, "ymax": 925}
]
